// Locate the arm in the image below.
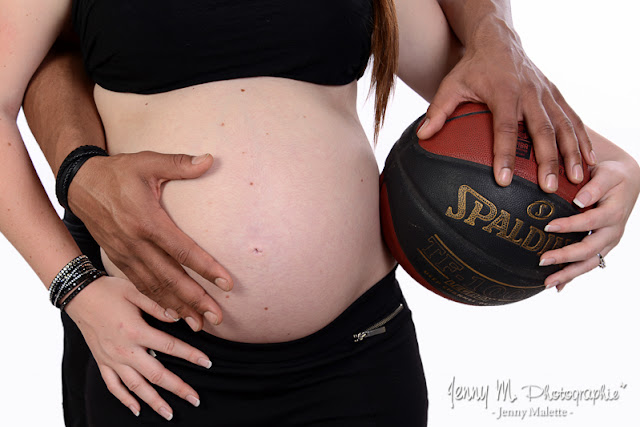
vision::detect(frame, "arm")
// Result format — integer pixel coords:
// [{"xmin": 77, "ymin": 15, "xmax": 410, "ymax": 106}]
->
[
  {"xmin": 22, "ymin": 28, "xmax": 232, "ymax": 333},
  {"xmin": 0, "ymin": 1, "xmax": 77, "ymax": 284},
  {"xmin": 405, "ymin": 0, "xmax": 595, "ymax": 193},
  {"xmin": 4, "ymin": 4, "xmax": 209, "ymax": 419}
]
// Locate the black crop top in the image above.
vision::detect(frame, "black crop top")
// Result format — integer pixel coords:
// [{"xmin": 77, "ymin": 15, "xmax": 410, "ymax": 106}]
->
[{"xmin": 72, "ymin": 0, "xmax": 374, "ymax": 94}]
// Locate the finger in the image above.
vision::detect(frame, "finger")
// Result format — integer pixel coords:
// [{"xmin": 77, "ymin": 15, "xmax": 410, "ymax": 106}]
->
[
  {"xmin": 488, "ymin": 95, "xmax": 520, "ymax": 187},
  {"xmin": 522, "ymin": 99, "xmax": 559, "ymax": 193},
  {"xmin": 571, "ymin": 168, "xmax": 623, "ymax": 210},
  {"xmin": 116, "ymin": 252, "xmax": 203, "ymax": 326},
  {"xmin": 140, "ymin": 151, "xmax": 214, "ymax": 181},
  {"xmin": 132, "ymin": 348, "xmax": 202, "ymax": 408},
  {"xmin": 544, "ymin": 203, "xmax": 622, "ymax": 235},
  {"xmin": 122, "ymin": 280, "xmax": 180, "ymax": 324},
  {"xmin": 544, "ymin": 250, "xmax": 608, "ymax": 290},
  {"xmin": 552, "ymin": 87, "xmax": 597, "ymax": 166},
  {"xmin": 152, "ymin": 213, "xmax": 233, "ymax": 291},
  {"xmin": 545, "ymin": 100, "xmax": 584, "ymax": 184},
  {"xmin": 100, "ymin": 366, "xmax": 141, "ymax": 418},
  {"xmin": 118, "ymin": 366, "xmax": 175, "ymax": 421},
  {"xmin": 416, "ymin": 77, "xmax": 466, "ymax": 140},
  {"xmin": 130, "ymin": 310, "xmax": 214, "ymax": 370},
  {"xmin": 117, "ymin": 239, "xmax": 224, "ymax": 331},
  {"xmin": 145, "ymin": 247, "xmax": 224, "ymax": 329},
  {"xmin": 539, "ymin": 230, "xmax": 611, "ymax": 265}
]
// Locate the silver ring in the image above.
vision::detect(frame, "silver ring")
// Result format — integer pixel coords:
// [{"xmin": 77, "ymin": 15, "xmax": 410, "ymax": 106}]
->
[
  {"xmin": 597, "ymin": 253, "xmax": 606, "ymax": 269},
  {"xmin": 147, "ymin": 349, "xmax": 157, "ymax": 358}
]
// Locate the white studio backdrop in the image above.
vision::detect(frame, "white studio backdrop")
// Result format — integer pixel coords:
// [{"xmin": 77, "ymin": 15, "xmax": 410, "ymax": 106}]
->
[{"xmin": 1, "ymin": 1, "xmax": 638, "ymax": 426}]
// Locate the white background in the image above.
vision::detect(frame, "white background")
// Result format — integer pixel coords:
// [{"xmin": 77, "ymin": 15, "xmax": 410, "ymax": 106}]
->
[{"xmin": 1, "ymin": 1, "xmax": 638, "ymax": 426}]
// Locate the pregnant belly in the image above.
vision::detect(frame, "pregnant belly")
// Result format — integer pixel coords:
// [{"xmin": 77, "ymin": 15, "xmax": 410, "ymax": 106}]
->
[
  {"xmin": 97, "ymin": 79, "xmax": 395, "ymax": 342},
  {"xmin": 159, "ymin": 139, "xmax": 394, "ymax": 342}
]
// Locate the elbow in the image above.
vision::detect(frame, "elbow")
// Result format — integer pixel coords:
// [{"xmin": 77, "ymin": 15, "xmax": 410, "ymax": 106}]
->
[
  {"xmin": 0, "ymin": 96, "xmax": 22, "ymax": 122},
  {"xmin": 398, "ymin": 35, "xmax": 464, "ymax": 103}
]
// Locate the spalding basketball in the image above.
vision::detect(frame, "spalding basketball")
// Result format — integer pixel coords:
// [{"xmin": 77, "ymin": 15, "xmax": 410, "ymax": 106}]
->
[{"xmin": 380, "ymin": 103, "xmax": 590, "ymax": 305}]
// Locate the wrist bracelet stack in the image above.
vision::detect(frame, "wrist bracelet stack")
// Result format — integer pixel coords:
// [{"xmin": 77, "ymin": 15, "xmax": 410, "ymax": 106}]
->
[
  {"xmin": 49, "ymin": 255, "xmax": 106, "ymax": 311},
  {"xmin": 55, "ymin": 145, "xmax": 108, "ymax": 213}
]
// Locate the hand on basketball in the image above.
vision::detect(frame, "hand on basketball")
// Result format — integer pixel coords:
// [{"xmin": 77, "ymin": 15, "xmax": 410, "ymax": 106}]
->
[
  {"xmin": 68, "ymin": 151, "xmax": 232, "ymax": 332},
  {"xmin": 538, "ymin": 129, "xmax": 640, "ymax": 290},
  {"xmin": 416, "ymin": 19, "xmax": 596, "ymax": 193},
  {"xmin": 64, "ymin": 276, "xmax": 212, "ymax": 420}
]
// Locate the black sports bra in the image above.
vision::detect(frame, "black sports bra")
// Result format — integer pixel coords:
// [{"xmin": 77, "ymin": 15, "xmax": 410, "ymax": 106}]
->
[{"xmin": 72, "ymin": 0, "xmax": 374, "ymax": 94}]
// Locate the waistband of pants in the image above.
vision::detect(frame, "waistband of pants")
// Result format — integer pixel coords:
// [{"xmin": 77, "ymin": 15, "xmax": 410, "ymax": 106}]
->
[{"xmin": 146, "ymin": 266, "xmax": 405, "ymax": 364}]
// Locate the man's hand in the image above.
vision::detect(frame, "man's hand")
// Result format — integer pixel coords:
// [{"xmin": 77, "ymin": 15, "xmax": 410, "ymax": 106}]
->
[
  {"xmin": 419, "ymin": 1, "xmax": 597, "ymax": 193},
  {"xmin": 68, "ymin": 151, "xmax": 233, "ymax": 332}
]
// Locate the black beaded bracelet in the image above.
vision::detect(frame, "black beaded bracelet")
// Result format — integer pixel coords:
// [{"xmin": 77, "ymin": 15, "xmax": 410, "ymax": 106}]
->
[
  {"xmin": 55, "ymin": 145, "xmax": 108, "ymax": 214},
  {"xmin": 49, "ymin": 255, "xmax": 106, "ymax": 310}
]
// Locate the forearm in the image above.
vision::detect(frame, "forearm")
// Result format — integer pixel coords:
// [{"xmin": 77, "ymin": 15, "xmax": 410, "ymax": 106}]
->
[
  {"xmin": 23, "ymin": 43, "xmax": 104, "ymax": 175},
  {"xmin": 437, "ymin": 0, "xmax": 518, "ymax": 48},
  {"xmin": 0, "ymin": 117, "xmax": 81, "ymax": 286}
]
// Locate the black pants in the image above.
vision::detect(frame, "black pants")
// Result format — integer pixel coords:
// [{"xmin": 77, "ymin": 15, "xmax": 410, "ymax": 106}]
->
[{"xmin": 63, "ymin": 213, "xmax": 428, "ymax": 426}]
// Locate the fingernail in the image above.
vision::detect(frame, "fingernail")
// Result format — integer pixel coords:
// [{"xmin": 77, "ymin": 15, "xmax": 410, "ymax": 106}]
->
[
  {"xmin": 192, "ymin": 154, "xmax": 209, "ymax": 165},
  {"xmin": 544, "ymin": 224, "xmax": 561, "ymax": 232},
  {"xmin": 129, "ymin": 406, "xmax": 140, "ymax": 417},
  {"xmin": 417, "ymin": 117, "xmax": 430, "ymax": 136},
  {"xmin": 539, "ymin": 258, "xmax": 555, "ymax": 267},
  {"xmin": 557, "ymin": 284, "xmax": 566, "ymax": 293},
  {"xmin": 572, "ymin": 164, "xmax": 584, "ymax": 182},
  {"xmin": 164, "ymin": 309, "xmax": 180, "ymax": 322},
  {"xmin": 573, "ymin": 191, "xmax": 591, "ymax": 208},
  {"xmin": 185, "ymin": 317, "xmax": 200, "ymax": 331},
  {"xmin": 545, "ymin": 174, "xmax": 558, "ymax": 192},
  {"xmin": 545, "ymin": 280, "xmax": 560, "ymax": 290},
  {"xmin": 215, "ymin": 278, "xmax": 231, "ymax": 291},
  {"xmin": 197, "ymin": 357, "xmax": 213, "ymax": 369},
  {"xmin": 204, "ymin": 311, "xmax": 219, "ymax": 325},
  {"xmin": 589, "ymin": 150, "xmax": 597, "ymax": 164},
  {"xmin": 186, "ymin": 395, "xmax": 201, "ymax": 407},
  {"xmin": 159, "ymin": 407, "xmax": 173, "ymax": 421},
  {"xmin": 498, "ymin": 168, "xmax": 512, "ymax": 186}
]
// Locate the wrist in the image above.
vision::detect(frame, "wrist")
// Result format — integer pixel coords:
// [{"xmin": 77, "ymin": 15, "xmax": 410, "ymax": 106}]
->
[
  {"xmin": 466, "ymin": 14, "xmax": 522, "ymax": 54},
  {"xmin": 48, "ymin": 254, "xmax": 106, "ymax": 311},
  {"xmin": 67, "ymin": 154, "xmax": 109, "ymax": 216},
  {"xmin": 56, "ymin": 145, "xmax": 108, "ymax": 215}
]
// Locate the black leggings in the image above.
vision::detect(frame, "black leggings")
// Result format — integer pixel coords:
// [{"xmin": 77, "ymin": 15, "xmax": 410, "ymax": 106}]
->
[{"xmin": 63, "ymin": 212, "xmax": 428, "ymax": 426}]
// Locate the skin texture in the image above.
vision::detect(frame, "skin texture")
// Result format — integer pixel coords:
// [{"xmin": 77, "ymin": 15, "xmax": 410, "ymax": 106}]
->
[
  {"xmin": 419, "ymin": 0, "xmax": 596, "ymax": 192},
  {"xmin": 23, "ymin": 36, "xmax": 233, "ymax": 333},
  {"xmin": 9, "ymin": 0, "xmax": 639, "ymax": 420},
  {"xmin": 540, "ymin": 127, "xmax": 640, "ymax": 291}
]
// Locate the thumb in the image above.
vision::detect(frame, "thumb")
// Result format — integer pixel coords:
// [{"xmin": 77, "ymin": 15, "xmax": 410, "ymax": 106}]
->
[
  {"xmin": 416, "ymin": 80, "xmax": 466, "ymax": 140},
  {"xmin": 143, "ymin": 152, "xmax": 214, "ymax": 181}
]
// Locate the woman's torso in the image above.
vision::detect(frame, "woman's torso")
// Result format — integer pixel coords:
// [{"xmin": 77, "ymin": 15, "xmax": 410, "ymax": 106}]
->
[
  {"xmin": 98, "ymin": 79, "xmax": 395, "ymax": 343},
  {"xmin": 80, "ymin": 0, "xmax": 396, "ymax": 343}
]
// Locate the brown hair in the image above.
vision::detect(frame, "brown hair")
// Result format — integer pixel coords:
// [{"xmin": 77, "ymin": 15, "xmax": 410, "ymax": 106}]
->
[{"xmin": 370, "ymin": 0, "xmax": 399, "ymax": 142}]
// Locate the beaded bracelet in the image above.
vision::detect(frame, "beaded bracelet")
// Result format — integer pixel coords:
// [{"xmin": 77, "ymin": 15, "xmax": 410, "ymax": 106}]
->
[
  {"xmin": 49, "ymin": 255, "xmax": 94, "ymax": 306},
  {"xmin": 49, "ymin": 255, "xmax": 106, "ymax": 310},
  {"xmin": 55, "ymin": 145, "xmax": 108, "ymax": 214}
]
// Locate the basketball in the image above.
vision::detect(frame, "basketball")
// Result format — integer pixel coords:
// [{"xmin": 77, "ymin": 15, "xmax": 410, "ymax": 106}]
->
[{"xmin": 380, "ymin": 103, "xmax": 590, "ymax": 305}]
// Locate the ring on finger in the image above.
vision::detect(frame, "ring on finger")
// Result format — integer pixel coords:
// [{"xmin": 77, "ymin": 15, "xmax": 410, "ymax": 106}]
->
[
  {"xmin": 597, "ymin": 253, "xmax": 606, "ymax": 269},
  {"xmin": 147, "ymin": 349, "xmax": 157, "ymax": 358}
]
